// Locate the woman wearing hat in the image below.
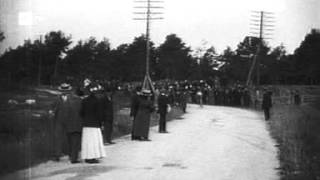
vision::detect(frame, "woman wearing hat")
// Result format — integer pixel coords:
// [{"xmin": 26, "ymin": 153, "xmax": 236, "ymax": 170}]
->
[
  {"xmin": 80, "ymin": 84, "xmax": 106, "ymax": 163},
  {"xmin": 132, "ymin": 89, "xmax": 154, "ymax": 141}
]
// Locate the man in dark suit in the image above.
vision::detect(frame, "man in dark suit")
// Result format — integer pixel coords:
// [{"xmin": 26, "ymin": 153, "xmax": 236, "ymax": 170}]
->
[
  {"xmin": 262, "ymin": 89, "xmax": 272, "ymax": 120},
  {"xmin": 64, "ymin": 88, "xmax": 83, "ymax": 163},
  {"xmin": 53, "ymin": 83, "xmax": 71, "ymax": 161},
  {"xmin": 54, "ymin": 83, "xmax": 82, "ymax": 163},
  {"xmin": 158, "ymin": 88, "xmax": 170, "ymax": 133}
]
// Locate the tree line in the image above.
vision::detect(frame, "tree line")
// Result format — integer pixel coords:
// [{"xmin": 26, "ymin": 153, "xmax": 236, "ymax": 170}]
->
[{"xmin": 0, "ymin": 29, "xmax": 319, "ymax": 87}]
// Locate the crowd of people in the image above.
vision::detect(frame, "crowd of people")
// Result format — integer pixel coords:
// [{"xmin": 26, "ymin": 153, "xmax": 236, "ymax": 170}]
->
[
  {"xmin": 52, "ymin": 78, "xmax": 274, "ymax": 164},
  {"xmin": 150, "ymin": 80, "xmax": 253, "ymax": 109},
  {"xmin": 52, "ymin": 78, "xmax": 174, "ymax": 164}
]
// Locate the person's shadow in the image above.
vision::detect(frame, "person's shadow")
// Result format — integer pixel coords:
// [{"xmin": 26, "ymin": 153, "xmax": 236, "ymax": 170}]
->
[{"xmin": 35, "ymin": 165, "xmax": 115, "ymax": 180}]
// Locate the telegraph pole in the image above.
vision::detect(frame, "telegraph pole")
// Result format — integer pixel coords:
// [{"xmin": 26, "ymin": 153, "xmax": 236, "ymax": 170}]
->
[
  {"xmin": 246, "ymin": 11, "xmax": 275, "ymax": 86},
  {"xmin": 38, "ymin": 35, "xmax": 42, "ymax": 86},
  {"xmin": 134, "ymin": 0, "xmax": 163, "ymax": 92}
]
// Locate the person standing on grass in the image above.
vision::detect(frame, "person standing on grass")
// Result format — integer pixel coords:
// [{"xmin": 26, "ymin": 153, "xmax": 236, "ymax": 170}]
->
[
  {"xmin": 262, "ymin": 89, "xmax": 273, "ymax": 120},
  {"xmin": 158, "ymin": 88, "xmax": 170, "ymax": 133},
  {"xmin": 80, "ymin": 84, "xmax": 106, "ymax": 164}
]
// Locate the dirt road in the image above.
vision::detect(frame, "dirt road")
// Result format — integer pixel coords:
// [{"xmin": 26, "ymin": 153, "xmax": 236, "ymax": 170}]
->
[{"xmin": 3, "ymin": 104, "xmax": 279, "ymax": 180}]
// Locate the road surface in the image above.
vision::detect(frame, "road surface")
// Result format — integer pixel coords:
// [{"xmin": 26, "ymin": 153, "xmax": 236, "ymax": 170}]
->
[{"xmin": 3, "ymin": 104, "xmax": 279, "ymax": 180}]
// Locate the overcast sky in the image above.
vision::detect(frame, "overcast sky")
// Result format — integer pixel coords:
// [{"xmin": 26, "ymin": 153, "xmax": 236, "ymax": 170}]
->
[{"xmin": 0, "ymin": 0, "xmax": 319, "ymax": 54}]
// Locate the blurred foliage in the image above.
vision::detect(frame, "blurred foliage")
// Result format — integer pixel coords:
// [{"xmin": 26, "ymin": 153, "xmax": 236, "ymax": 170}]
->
[{"xmin": 1, "ymin": 29, "xmax": 320, "ymax": 86}]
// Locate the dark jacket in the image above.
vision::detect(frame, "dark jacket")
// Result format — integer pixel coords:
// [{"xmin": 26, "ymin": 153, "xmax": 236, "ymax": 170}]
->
[
  {"xmin": 54, "ymin": 97, "xmax": 69, "ymax": 126},
  {"xmin": 54, "ymin": 95, "xmax": 81, "ymax": 132},
  {"xmin": 158, "ymin": 94, "xmax": 169, "ymax": 115},
  {"xmin": 96, "ymin": 93, "xmax": 114, "ymax": 124},
  {"xmin": 80, "ymin": 94, "xmax": 102, "ymax": 127},
  {"xmin": 64, "ymin": 95, "xmax": 82, "ymax": 132}
]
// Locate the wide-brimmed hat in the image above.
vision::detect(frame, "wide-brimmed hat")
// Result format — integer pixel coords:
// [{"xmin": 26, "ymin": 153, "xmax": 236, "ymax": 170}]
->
[
  {"xmin": 141, "ymin": 89, "xmax": 152, "ymax": 96},
  {"xmin": 58, "ymin": 83, "xmax": 72, "ymax": 91}
]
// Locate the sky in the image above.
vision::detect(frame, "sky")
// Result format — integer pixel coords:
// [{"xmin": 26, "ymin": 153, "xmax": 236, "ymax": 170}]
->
[{"xmin": 0, "ymin": 0, "xmax": 319, "ymax": 55}]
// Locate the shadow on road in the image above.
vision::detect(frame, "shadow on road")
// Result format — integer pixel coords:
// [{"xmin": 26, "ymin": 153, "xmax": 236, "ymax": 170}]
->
[{"xmin": 36, "ymin": 165, "xmax": 116, "ymax": 180}]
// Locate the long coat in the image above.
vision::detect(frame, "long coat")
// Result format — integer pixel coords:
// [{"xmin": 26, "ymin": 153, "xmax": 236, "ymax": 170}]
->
[
  {"xmin": 64, "ymin": 95, "xmax": 82, "ymax": 133},
  {"xmin": 54, "ymin": 94, "xmax": 82, "ymax": 156},
  {"xmin": 55, "ymin": 95, "xmax": 82, "ymax": 131},
  {"xmin": 132, "ymin": 96, "xmax": 154, "ymax": 138}
]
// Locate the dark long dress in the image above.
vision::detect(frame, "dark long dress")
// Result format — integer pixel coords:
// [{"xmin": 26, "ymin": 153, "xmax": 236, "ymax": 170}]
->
[{"xmin": 132, "ymin": 96, "xmax": 154, "ymax": 138}]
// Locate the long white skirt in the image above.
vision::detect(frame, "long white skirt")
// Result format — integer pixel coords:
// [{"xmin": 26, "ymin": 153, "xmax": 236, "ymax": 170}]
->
[{"xmin": 81, "ymin": 127, "xmax": 106, "ymax": 159}]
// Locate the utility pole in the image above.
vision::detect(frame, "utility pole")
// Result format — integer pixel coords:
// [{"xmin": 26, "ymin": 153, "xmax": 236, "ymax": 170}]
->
[
  {"xmin": 246, "ymin": 11, "xmax": 275, "ymax": 86},
  {"xmin": 38, "ymin": 35, "xmax": 42, "ymax": 86},
  {"xmin": 133, "ymin": 0, "xmax": 163, "ymax": 92}
]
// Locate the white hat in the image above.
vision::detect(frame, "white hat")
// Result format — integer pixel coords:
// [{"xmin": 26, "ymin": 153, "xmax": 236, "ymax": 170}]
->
[
  {"xmin": 58, "ymin": 83, "xmax": 72, "ymax": 91},
  {"xmin": 141, "ymin": 89, "xmax": 152, "ymax": 96}
]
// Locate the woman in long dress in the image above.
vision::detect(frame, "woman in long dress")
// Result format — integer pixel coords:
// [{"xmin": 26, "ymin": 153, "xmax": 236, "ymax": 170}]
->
[
  {"xmin": 132, "ymin": 89, "xmax": 154, "ymax": 141},
  {"xmin": 80, "ymin": 85, "xmax": 106, "ymax": 163}
]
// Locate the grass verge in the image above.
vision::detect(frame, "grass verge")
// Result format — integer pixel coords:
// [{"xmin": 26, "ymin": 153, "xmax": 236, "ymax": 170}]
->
[{"xmin": 268, "ymin": 103, "xmax": 320, "ymax": 180}]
